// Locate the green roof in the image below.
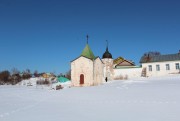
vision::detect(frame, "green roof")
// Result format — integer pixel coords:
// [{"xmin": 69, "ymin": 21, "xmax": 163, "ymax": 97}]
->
[
  {"xmin": 81, "ymin": 44, "xmax": 95, "ymax": 60},
  {"xmin": 57, "ymin": 76, "xmax": 70, "ymax": 83}
]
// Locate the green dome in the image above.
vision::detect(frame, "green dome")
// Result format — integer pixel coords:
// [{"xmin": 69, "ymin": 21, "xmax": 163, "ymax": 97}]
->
[{"xmin": 81, "ymin": 44, "xmax": 95, "ymax": 60}]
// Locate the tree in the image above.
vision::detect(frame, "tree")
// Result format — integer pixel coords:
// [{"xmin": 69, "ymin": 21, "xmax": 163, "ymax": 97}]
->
[
  {"xmin": 0, "ymin": 70, "xmax": 10, "ymax": 84},
  {"xmin": 143, "ymin": 51, "xmax": 161, "ymax": 57},
  {"xmin": 34, "ymin": 70, "xmax": 39, "ymax": 77},
  {"xmin": 22, "ymin": 69, "xmax": 32, "ymax": 80},
  {"xmin": 11, "ymin": 73, "xmax": 21, "ymax": 85},
  {"xmin": 11, "ymin": 68, "xmax": 20, "ymax": 75},
  {"xmin": 58, "ymin": 73, "xmax": 64, "ymax": 77},
  {"xmin": 65, "ymin": 70, "xmax": 71, "ymax": 80}
]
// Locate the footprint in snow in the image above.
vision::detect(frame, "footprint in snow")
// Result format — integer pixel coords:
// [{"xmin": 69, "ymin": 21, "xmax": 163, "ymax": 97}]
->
[
  {"xmin": 172, "ymin": 101, "xmax": 177, "ymax": 104},
  {"xmin": 11, "ymin": 110, "xmax": 15, "ymax": 113},
  {"xmin": 133, "ymin": 100, "xmax": 137, "ymax": 103},
  {"xmin": 116, "ymin": 87, "xmax": 122, "ymax": 89},
  {"xmin": 5, "ymin": 113, "xmax": 9, "ymax": 116}
]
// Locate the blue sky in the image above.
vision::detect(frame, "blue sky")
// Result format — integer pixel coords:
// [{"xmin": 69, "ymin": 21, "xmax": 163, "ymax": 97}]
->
[{"xmin": 0, "ymin": 0, "xmax": 180, "ymax": 74}]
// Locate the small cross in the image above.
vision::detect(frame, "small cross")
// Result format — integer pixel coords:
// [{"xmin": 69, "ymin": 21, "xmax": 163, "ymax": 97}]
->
[
  {"xmin": 106, "ymin": 40, "xmax": 108, "ymax": 47},
  {"xmin": 106, "ymin": 40, "xmax": 109, "ymax": 51},
  {"xmin": 86, "ymin": 35, "xmax": 89, "ymax": 44}
]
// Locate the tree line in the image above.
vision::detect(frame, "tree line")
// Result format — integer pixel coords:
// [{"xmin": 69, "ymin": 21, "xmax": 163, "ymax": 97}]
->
[
  {"xmin": 0, "ymin": 68, "xmax": 32, "ymax": 85},
  {"xmin": 0, "ymin": 68, "xmax": 71, "ymax": 85}
]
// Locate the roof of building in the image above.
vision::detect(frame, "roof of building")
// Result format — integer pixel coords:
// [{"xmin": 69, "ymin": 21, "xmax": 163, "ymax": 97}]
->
[
  {"xmin": 57, "ymin": 76, "xmax": 70, "ymax": 83},
  {"xmin": 113, "ymin": 57, "xmax": 124, "ymax": 64},
  {"xmin": 81, "ymin": 44, "xmax": 96, "ymax": 60},
  {"xmin": 115, "ymin": 59, "xmax": 135, "ymax": 67},
  {"xmin": 140, "ymin": 53, "xmax": 180, "ymax": 63}
]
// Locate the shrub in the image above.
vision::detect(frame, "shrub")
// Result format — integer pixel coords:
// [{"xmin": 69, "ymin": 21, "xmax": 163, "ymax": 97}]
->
[
  {"xmin": 36, "ymin": 79, "xmax": 50, "ymax": 85},
  {"xmin": 11, "ymin": 73, "xmax": 22, "ymax": 85},
  {"xmin": 0, "ymin": 70, "xmax": 11, "ymax": 84},
  {"xmin": 114, "ymin": 74, "xmax": 128, "ymax": 80},
  {"xmin": 56, "ymin": 85, "xmax": 63, "ymax": 90}
]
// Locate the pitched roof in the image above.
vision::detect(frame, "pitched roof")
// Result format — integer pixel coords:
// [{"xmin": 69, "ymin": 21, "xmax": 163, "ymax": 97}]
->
[
  {"xmin": 113, "ymin": 57, "xmax": 124, "ymax": 64},
  {"xmin": 81, "ymin": 44, "xmax": 95, "ymax": 60},
  {"xmin": 140, "ymin": 53, "xmax": 180, "ymax": 63},
  {"xmin": 115, "ymin": 59, "xmax": 135, "ymax": 67}
]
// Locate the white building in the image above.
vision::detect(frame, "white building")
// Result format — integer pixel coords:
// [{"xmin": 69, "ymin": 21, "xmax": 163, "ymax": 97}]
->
[{"xmin": 140, "ymin": 53, "xmax": 180, "ymax": 77}]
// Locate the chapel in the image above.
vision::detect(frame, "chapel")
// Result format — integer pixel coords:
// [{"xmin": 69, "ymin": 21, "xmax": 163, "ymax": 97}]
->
[{"xmin": 71, "ymin": 36, "xmax": 104, "ymax": 86}]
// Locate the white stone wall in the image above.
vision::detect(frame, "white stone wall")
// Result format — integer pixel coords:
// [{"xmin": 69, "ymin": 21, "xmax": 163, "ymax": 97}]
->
[
  {"xmin": 113, "ymin": 67, "xmax": 142, "ymax": 79},
  {"xmin": 102, "ymin": 58, "xmax": 114, "ymax": 81},
  {"xmin": 94, "ymin": 58, "xmax": 104, "ymax": 85},
  {"xmin": 142, "ymin": 61, "xmax": 180, "ymax": 77},
  {"xmin": 71, "ymin": 57, "xmax": 94, "ymax": 86}
]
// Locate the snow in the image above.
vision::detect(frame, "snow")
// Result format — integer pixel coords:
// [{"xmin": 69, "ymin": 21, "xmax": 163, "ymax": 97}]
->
[{"xmin": 0, "ymin": 75, "xmax": 180, "ymax": 121}]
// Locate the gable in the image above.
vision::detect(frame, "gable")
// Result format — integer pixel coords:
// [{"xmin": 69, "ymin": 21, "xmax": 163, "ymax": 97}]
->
[
  {"xmin": 71, "ymin": 56, "xmax": 93, "ymax": 63},
  {"xmin": 95, "ymin": 56, "xmax": 104, "ymax": 64},
  {"xmin": 113, "ymin": 57, "xmax": 124, "ymax": 64},
  {"xmin": 115, "ymin": 59, "xmax": 135, "ymax": 67}
]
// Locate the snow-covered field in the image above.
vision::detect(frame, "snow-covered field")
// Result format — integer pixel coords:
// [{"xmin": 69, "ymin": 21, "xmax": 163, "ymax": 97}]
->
[{"xmin": 0, "ymin": 75, "xmax": 180, "ymax": 121}]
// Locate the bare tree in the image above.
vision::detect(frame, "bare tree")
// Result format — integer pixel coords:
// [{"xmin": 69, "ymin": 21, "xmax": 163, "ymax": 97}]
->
[
  {"xmin": 143, "ymin": 51, "xmax": 161, "ymax": 57},
  {"xmin": 11, "ymin": 68, "xmax": 20, "ymax": 75},
  {"xmin": 65, "ymin": 70, "xmax": 71, "ymax": 80},
  {"xmin": 0, "ymin": 70, "xmax": 10, "ymax": 84},
  {"xmin": 22, "ymin": 69, "xmax": 32, "ymax": 80},
  {"xmin": 34, "ymin": 70, "xmax": 39, "ymax": 77}
]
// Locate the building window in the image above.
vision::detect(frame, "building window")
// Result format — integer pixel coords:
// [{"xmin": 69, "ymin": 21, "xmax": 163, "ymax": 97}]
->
[
  {"xmin": 166, "ymin": 64, "xmax": 170, "ymax": 70},
  {"xmin": 156, "ymin": 65, "xmax": 160, "ymax": 71},
  {"xmin": 148, "ymin": 65, "xmax": 152, "ymax": 71},
  {"xmin": 176, "ymin": 63, "xmax": 179, "ymax": 70}
]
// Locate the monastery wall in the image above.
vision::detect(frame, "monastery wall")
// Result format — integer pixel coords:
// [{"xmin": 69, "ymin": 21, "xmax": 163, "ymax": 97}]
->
[{"xmin": 113, "ymin": 67, "xmax": 142, "ymax": 79}]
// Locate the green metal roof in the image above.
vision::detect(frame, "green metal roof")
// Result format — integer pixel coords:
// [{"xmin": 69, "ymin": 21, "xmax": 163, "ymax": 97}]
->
[
  {"xmin": 81, "ymin": 44, "xmax": 95, "ymax": 60},
  {"xmin": 57, "ymin": 76, "xmax": 70, "ymax": 83}
]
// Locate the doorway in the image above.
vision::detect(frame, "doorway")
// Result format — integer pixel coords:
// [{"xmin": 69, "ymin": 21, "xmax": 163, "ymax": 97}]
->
[{"xmin": 80, "ymin": 74, "xmax": 84, "ymax": 85}]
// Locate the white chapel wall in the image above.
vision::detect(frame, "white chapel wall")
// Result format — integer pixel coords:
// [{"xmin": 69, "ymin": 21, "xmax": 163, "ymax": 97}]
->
[
  {"xmin": 71, "ymin": 57, "xmax": 94, "ymax": 86},
  {"xmin": 94, "ymin": 58, "xmax": 104, "ymax": 85}
]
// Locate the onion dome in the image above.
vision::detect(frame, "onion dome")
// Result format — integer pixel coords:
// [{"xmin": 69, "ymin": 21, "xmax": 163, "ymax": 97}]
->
[{"xmin": 102, "ymin": 40, "xmax": 112, "ymax": 59}]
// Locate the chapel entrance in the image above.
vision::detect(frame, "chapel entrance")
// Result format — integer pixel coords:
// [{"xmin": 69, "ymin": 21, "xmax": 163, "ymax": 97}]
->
[{"xmin": 80, "ymin": 74, "xmax": 84, "ymax": 85}]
